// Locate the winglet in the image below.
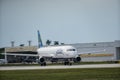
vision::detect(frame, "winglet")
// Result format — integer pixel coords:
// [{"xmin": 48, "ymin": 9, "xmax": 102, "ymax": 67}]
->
[{"xmin": 37, "ymin": 30, "xmax": 43, "ymax": 48}]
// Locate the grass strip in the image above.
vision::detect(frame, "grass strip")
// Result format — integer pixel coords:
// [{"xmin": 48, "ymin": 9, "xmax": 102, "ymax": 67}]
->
[{"xmin": 0, "ymin": 68, "xmax": 120, "ymax": 80}]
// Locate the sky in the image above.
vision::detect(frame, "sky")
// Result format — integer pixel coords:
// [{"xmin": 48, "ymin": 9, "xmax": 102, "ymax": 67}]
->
[{"xmin": 0, "ymin": 0, "xmax": 120, "ymax": 48}]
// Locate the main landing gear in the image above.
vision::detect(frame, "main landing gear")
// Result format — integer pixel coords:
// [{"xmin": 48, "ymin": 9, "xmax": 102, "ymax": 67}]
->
[
  {"xmin": 40, "ymin": 62, "xmax": 46, "ymax": 66},
  {"xmin": 64, "ymin": 59, "xmax": 72, "ymax": 65}
]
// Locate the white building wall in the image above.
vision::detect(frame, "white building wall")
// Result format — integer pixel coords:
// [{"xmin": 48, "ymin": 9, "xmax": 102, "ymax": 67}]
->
[{"xmin": 70, "ymin": 40, "xmax": 120, "ymax": 61}]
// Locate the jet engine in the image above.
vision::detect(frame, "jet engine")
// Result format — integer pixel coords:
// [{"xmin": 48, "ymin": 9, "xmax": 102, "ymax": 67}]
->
[
  {"xmin": 40, "ymin": 58, "xmax": 45, "ymax": 62},
  {"xmin": 39, "ymin": 58, "xmax": 46, "ymax": 66},
  {"xmin": 74, "ymin": 57, "xmax": 81, "ymax": 62}
]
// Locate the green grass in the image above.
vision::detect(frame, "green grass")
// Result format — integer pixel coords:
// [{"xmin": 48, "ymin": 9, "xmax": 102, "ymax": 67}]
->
[{"xmin": 0, "ymin": 68, "xmax": 120, "ymax": 80}]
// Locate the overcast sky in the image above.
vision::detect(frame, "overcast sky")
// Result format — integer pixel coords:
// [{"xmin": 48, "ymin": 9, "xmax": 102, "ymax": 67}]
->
[{"xmin": 0, "ymin": 0, "xmax": 120, "ymax": 48}]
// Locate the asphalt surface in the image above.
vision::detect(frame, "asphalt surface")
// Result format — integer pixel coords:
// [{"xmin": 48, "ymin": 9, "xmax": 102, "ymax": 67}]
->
[{"xmin": 0, "ymin": 64, "xmax": 120, "ymax": 70}]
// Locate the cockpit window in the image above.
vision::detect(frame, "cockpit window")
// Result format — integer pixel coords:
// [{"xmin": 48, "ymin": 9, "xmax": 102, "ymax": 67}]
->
[{"xmin": 67, "ymin": 49, "xmax": 76, "ymax": 51}]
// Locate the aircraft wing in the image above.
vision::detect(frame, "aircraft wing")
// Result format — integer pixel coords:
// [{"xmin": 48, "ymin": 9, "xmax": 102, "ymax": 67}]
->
[
  {"xmin": 77, "ymin": 49, "xmax": 106, "ymax": 54},
  {"xmin": 1, "ymin": 53, "xmax": 39, "ymax": 57}
]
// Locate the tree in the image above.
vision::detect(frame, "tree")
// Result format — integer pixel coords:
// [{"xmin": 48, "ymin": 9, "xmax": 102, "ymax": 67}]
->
[
  {"xmin": 46, "ymin": 40, "xmax": 51, "ymax": 45},
  {"xmin": 61, "ymin": 43, "xmax": 65, "ymax": 45},
  {"xmin": 20, "ymin": 44, "xmax": 24, "ymax": 47},
  {"xmin": 54, "ymin": 41, "xmax": 59, "ymax": 45}
]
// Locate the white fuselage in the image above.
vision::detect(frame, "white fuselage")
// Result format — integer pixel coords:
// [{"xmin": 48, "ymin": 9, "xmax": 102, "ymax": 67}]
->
[{"xmin": 37, "ymin": 45, "xmax": 78, "ymax": 58}]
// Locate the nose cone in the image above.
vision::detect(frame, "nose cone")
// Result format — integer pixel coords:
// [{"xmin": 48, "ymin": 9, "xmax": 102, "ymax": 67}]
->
[{"xmin": 66, "ymin": 51, "xmax": 77, "ymax": 57}]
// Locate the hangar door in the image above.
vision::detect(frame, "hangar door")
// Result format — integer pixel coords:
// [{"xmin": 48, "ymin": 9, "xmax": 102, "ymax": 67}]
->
[{"xmin": 116, "ymin": 47, "xmax": 120, "ymax": 60}]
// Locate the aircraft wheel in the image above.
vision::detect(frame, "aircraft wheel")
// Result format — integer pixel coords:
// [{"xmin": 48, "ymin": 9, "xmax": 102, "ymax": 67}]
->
[
  {"xmin": 40, "ymin": 62, "xmax": 46, "ymax": 66},
  {"xmin": 64, "ymin": 61, "xmax": 71, "ymax": 65},
  {"xmin": 43, "ymin": 62, "xmax": 46, "ymax": 66},
  {"xmin": 41, "ymin": 63, "xmax": 43, "ymax": 66},
  {"xmin": 64, "ymin": 62, "xmax": 67, "ymax": 65},
  {"xmin": 69, "ymin": 63, "xmax": 72, "ymax": 66}
]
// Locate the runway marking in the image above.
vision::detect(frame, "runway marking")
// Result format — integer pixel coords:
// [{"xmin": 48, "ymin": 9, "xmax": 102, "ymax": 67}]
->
[{"xmin": 0, "ymin": 64, "xmax": 120, "ymax": 70}]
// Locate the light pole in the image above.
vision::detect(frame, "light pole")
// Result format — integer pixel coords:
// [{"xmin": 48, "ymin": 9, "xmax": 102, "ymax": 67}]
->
[
  {"xmin": 28, "ymin": 40, "xmax": 32, "ymax": 46},
  {"xmin": 11, "ymin": 41, "xmax": 15, "ymax": 47},
  {"xmin": 4, "ymin": 48, "xmax": 7, "ymax": 64}
]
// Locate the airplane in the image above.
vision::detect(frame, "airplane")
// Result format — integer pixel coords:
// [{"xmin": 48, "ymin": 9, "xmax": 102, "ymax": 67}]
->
[
  {"xmin": 1, "ymin": 30, "xmax": 105, "ymax": 66},
  {"xmin": 37, "ymin": 30, "xmax": 81, "ymax": 66}
]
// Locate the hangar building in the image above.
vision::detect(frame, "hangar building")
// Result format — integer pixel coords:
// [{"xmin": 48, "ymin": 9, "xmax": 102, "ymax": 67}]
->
[
  {"xmin": 0, "ymin": 46, "xmax": 37, "ymax": 63},
  {"xmin": 71, "ymin": 40, "xmax": 120, "ymax": 61}
]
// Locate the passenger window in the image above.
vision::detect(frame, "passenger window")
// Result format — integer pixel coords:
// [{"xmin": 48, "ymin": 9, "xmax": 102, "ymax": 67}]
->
[{"xmin": 67, "ymin": 49, "xmax": 76, "ymax": 51}]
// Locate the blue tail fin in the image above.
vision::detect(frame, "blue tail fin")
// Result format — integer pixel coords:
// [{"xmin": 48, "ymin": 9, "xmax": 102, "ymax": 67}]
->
[{"xmin": 37, "ymin": 30, "xmax": 43, "ymax": 48}]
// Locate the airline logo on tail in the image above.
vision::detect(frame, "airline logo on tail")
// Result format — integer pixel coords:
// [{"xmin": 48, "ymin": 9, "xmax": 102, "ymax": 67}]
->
[{"xmin": 37, "ymin": 30, "xmax": 43, "ymax": 48}]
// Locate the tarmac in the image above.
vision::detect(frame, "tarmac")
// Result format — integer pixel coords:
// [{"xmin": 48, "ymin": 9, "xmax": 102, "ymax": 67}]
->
[{"xmin": 0, "ymin": 64, "xmax": 120, "ymax": 70}]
